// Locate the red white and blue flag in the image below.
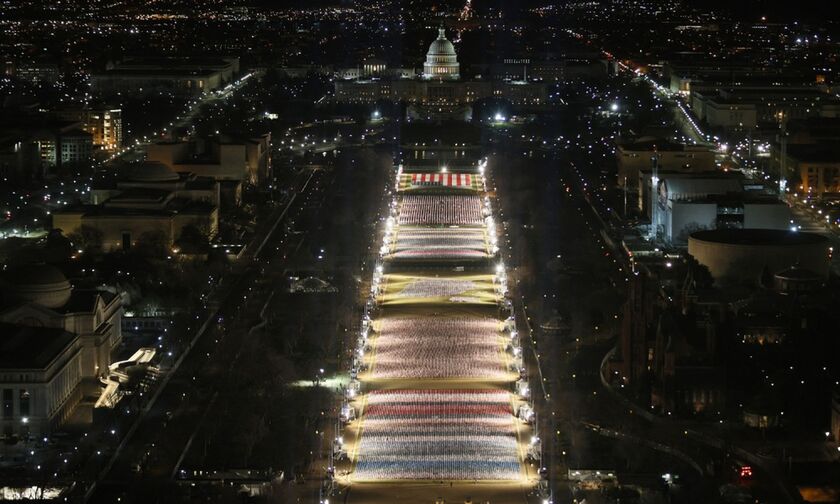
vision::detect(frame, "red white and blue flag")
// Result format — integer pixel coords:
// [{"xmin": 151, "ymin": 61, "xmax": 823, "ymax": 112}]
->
[{"xmin": 410, "ymin": 173, "xmax": 472, "ymax": 187}]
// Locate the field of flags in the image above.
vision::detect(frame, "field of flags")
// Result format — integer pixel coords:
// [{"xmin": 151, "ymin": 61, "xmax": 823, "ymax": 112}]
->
[
  {"xmin": 341, "ymin": 164, "xmax": 530, "ymax": 486},
  {"xmin": 398, "ymin": 194, "xmax": 484, "ymax": 226},
  {"xmin": 387, "ymin": 227, "xmax": 490, "ymax": 261},
  {"xmin": 353, "ymin": 390, "xmax": 521, "ymax": 480},
  {"xmin": 376, "ymin": 274, "xmax": 500, "ymax": 305},
  {"xmin": 367, "ymin": 317, "xmax": 507, "ymax": 380}
]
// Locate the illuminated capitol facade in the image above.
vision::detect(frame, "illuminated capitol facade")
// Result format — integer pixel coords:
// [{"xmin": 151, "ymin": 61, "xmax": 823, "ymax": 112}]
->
[{"xmin": 334, "ymin": 27, "xmax": 547, "ymax": 118}]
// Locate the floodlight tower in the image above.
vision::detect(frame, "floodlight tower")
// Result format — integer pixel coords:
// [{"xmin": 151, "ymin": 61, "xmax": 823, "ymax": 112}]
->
[{"xmin": 778, "ymin": 111, "xmax": 788, "ymax": 198}]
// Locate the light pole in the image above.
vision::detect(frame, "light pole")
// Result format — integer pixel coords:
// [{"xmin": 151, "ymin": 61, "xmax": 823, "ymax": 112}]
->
[
  {"xmin": 623, "ymin": 175, "xmax": 628, "ymax": 217},
  {"xmin": 778, "ymin": 111, "xmax": 788, "ymax": 198}
]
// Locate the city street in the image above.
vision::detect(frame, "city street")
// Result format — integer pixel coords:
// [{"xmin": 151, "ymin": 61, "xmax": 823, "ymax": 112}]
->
[
  {"xmin": 489, "ymin": 145, "xmax": 789, "ymax": 503},
  {"xmin": 87, "ymin": 150, "xmax": 390, "ymax": 502}
]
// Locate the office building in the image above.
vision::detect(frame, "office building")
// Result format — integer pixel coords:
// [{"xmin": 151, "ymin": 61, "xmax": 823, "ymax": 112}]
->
[
  {"xmin": 644, "ymin": 173, "xmax": 791, "ymax": 244},
  {"xmin": 52, "ymin": 162, "xmax": 219, "ymax": 252},
  {"xmin": 92, "ymin": 57, "xmax": 239, "ymax": 96},
  {"xmin": 617, "ymin": 137, "xmax": 715, "ymax": 190},
  {"xmin": 55, "ymin": 107, "xmax": 123, "ymax": 152},
  {"xmin": 147, "ymin": 134, "xmax": 271, "ymax": 187},
  {"xmin": 691, "ymin": 87, "xmax": 840, "ymax": 131}
]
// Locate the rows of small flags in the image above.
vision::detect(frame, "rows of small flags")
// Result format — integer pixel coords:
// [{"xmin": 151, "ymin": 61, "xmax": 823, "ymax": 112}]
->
[
  {"xmin": 397, "ymin": 195, "xmax": 484, "ymax": 226},
  {"xmin": 368, "ymin": 317, "xmax": 507, "ymax": 379},
  {"xmin": 387, "ymin": 227, "xmax": 490, "ymax": 261},
  {"xmin": 353, "ymin": 390, "xmax": 521, "ymax": 480},
  {"xmin": 332, "ymin": 160, "xmax": 544, "ymax": 497}
]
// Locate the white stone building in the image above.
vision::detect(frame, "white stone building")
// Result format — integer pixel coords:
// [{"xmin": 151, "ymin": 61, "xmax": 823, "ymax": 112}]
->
[{"xmin": 0, "ymin": 265, "xmax": 122, "ymax": 438}]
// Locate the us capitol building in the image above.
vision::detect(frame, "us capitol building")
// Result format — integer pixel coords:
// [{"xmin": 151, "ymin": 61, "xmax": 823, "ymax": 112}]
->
[{"xmin": 334, "ymin": 27, "xmax": 548, "ymax": 119}]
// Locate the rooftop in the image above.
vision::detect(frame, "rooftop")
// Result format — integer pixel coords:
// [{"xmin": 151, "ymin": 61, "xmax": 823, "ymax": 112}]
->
[
  {"xmin": 60, "ymin": 289, "xmax": 118, "ymax": 314},
  {"xmin": 690, "ymin": 228, "xmax": 828, "ymax": 246},
  {"xmin": 0, "ymin": 323, "xmax": 77, "ymax": 370},
  {"xmin": 119, "ymin": 56, "xmax": 236, "ymax": 68},
  {"xmin": 94, "ymin": 68, "xmax": 222, "ymax": 78},
  {"xmin": 56, "ymin": 199, "xmax": 215, "ymax": 218},
  {"xmin": 104, "ymin": 188, "xmax": 173, "ymax": 205},
  {"xmin": 785, "ymin": 144, "xmax": 840, "ymax": 163}
]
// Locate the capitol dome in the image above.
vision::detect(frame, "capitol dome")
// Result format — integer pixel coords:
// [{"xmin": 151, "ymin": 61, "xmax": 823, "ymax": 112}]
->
[
  {"xmin": 4, "ymin": 264, "xmax": 72, "ymax": 309},
  {"xmin": 129, "ymin": 161, "xmax": 180, "ymax": 183},
  {"xmin": 423, "ymin": 28, "xmax": 460, "ymax": 80}
]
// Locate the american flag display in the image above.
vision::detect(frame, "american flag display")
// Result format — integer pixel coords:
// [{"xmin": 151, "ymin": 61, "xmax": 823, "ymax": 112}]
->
[
  {"xmin": 390, "ymin": 227, "xmax": 488, "ymax": 258},
  {"xmin": 348, "ymin": 167, "xmax": 525, "ymax": 484},
  {"xmin": 398, "ymin": 172, "xmax": 483, "ymax": 192},
  {"xmin": 353, "ymin": 390, "xmax": 521, "ymax": 481},
  {"xmin": 398, "ymin": 195, "xmax": 483, "ymax": 226},
  {"xmin": 368, "ymin": 317, "xmax": 507, "ymax": 379},
  {"xmin": 411, "ymin": 172, "xmax": 472, "ymax": 187}
]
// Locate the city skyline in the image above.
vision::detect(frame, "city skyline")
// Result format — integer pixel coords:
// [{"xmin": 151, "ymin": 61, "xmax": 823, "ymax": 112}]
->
[{"xmin": 1, "ymin": 1, "xmax": 839, "ymax": 503}]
